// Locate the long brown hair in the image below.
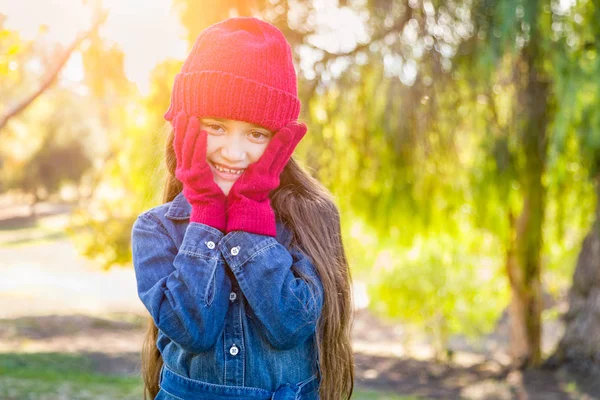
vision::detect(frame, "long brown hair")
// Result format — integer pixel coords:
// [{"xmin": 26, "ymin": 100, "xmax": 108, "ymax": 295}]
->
[{"xmin": 141, "ymin": 127, "xmax": 354, "ymax": 399}]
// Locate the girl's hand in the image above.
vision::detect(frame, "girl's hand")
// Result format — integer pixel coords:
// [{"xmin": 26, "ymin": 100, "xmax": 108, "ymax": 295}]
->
[
  {"xmin": 173, "ymin": 111, "xmax": 227, "ymax": 232},
  {"xmin": 225, "ymin": 121, "xmax": 307, "ymax": 236}
]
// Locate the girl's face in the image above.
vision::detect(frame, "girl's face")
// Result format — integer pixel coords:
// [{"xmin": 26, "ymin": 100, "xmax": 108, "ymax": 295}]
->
[{"xmin": 200, "ymin": 117, "xmax": 274, "ymax": 195}]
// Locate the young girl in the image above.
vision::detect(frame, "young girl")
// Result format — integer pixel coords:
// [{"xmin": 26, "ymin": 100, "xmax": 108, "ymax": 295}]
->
[{"xmin": 131, "ymin": 17, "xmax": 354, "ymax": 399}]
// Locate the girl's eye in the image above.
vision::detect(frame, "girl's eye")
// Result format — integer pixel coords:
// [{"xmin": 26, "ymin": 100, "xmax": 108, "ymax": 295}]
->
[
  {"xmin": 249, "ymin": 131, "xmax": 270, "ymax": 140},
  {"xmin": 208, "ymin": 124, "xmax": 224, "ymax": 132}
]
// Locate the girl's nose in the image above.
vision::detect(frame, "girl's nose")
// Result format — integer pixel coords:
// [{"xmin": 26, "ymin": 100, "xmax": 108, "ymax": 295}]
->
[{"xmin": 220, "ymin": 135, "xmax": 245, "ymax": 162}]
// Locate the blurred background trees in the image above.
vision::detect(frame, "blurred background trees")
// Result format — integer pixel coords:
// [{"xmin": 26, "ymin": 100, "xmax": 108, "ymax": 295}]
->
[{"xmin": 1, "ymin": 0, "xmax": 599, "ymax": 372}]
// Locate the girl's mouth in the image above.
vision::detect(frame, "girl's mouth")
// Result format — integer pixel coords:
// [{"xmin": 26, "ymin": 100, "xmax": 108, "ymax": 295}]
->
[{"xmin": 209, "ymin": 161, "xmax": 246, "ymax": 181}]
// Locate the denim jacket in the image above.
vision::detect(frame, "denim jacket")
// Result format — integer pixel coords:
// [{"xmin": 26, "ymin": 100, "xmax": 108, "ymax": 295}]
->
[{"xmin": 131, "ymin": 191, "xmax": 324, "ymax": 399}]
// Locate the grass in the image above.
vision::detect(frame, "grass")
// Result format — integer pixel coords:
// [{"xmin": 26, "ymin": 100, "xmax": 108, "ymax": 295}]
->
[
  {"xmin": 0, "ymin": 353, "xmax": 142, "ymax": 400},
  {"xmin": 0, "ymin": 352, "xmax": 420, "ymax": 400}
]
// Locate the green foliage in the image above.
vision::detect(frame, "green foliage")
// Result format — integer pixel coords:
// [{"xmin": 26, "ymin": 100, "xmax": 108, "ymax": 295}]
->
[
  {"xmin": 8, "ymin": 124, "xmax": 92, "ymax": 199},
  {"xmin": 298, "ymin": 54, "xmax": 515, "ymax": 349},
  {"xmin": 19, "ymin": 133, "xmax": 92, "ymax": 200},
  {"xmin": 65, "ymin": 107, "xmax": 166, "ymax": 269},
  {"xmin": 66, "ymin": 58, "xmax": 179, "ymax": 269},
  {"xmin": 295, "ymin": 0, "xmax": 599, "ymax": 353},
  {"xmin": 172, "ymin": 0, "xmax": 268, "ymax": 45},
  {"xmin": 543, "ymin": 131, "xmax": 596, "ymax": 292},
  {"xmin": 81, "ymin": 31, "xmax": 133, "ymax": 99},
  {"xmin": 368, "ymin": 231, "xmax": 509, "ymax": 343},
  {"xmin": 0, "ymin": 18, "xmax": 35, "ymax": 98},
  {"xmin": 551, "ymin": 0, "xmax": 600, "ymax": 177},
  {"xmin": 67, "ymin": 209, "xmax": 138, "ymax": 269},
  {"xmin": 0, "ymin": 86, "xmax": 95, "ymax": 201}
]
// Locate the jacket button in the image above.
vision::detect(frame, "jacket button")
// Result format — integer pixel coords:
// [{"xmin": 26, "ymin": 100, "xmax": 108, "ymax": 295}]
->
[
  {"xmin": 229, "ymin": 344, "xmax": 239, "ymax": 356},
  {"xmin": 231, "ymin": 246, "xmax": 240, "ymax": 256},
  {"xmin": 229, "ymin": 292, "xmax": 237, "ymax": 301},
  {"xmin": 206, "ymin": 241, "xmax": 215, "ymax": 249}
]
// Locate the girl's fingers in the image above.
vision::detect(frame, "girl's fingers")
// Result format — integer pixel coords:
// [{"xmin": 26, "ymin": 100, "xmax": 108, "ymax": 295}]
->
[
  {"xmin": 263, "ymin": 123, "xmax": 298, "ymax": 163},
  {"xmin": 269, "ymin": 140, "xmax": 293, "ymax": 174},
  {"xmin": 253, "ymin": 138, "xmax": 285, "ymax": 175},
  {"xmin": 186, "ymin": 129, "xmax": 212, "ymax": 187},
  {"xmin": 192, "ymin": 129, "xmax": 208, "ymax": 166},
  {"xmin": 181, "ymin": 117, "xmax": 200, "ymax": 169},
  {"xmin": 271, "ymin": 122, "xmax": 307, "ymax": 173},
  {"xmin": 244, "ymin": 121, "xmax": 306, "ymax": 178}
]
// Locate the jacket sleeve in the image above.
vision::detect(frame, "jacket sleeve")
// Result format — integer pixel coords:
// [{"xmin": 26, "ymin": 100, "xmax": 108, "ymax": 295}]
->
[
  {"xmin": 219, "ymin": 231, "xmax": 324, "ymax": 350},
  {"xmin": 131, "ymin": 213, "xmax": 231, "ymax": 353}
]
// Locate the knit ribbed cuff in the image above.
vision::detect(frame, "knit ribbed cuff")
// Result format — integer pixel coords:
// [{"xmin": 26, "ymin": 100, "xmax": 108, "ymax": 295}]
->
[
  {"xmin": 164, "ymin": 71, "xmax": 300, "ymax": 132},
  {"xmin": 190, "ymin": 204, "xmax": 227, "ymax": 233},
  {"xmin": 226, "ymin": 198, "xmax": 276, "ymax": 237}
]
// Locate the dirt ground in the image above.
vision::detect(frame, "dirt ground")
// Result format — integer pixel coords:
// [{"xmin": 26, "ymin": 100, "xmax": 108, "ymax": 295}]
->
[{"xmin": 0, "ymin": 199, "xmax": 598, "ymax": 399}]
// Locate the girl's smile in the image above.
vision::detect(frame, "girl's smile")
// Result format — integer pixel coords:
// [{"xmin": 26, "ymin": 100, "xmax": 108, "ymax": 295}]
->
[{"xmin": 208, "ymin": 160, "xmax": 246, "ymax": 181}]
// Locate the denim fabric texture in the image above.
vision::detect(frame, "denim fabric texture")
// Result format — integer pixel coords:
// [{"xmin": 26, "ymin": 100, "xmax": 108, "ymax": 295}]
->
[{"xmin": 131, "ymin": 191, "xmax": 324, "ymax": 399}]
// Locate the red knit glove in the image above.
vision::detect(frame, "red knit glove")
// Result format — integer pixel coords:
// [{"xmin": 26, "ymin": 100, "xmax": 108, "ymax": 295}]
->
[
  {"xmin": 226, "ymin": 121, "xmax": 307, "ymax": 237},
  {"xmin": 173, "ymin": 111, "xmax": 227, "ymax": 231}
]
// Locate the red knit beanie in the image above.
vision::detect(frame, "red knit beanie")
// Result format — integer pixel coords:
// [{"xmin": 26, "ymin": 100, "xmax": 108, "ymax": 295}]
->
[{"xmin": 164, "ymin": 17, "xmax": 301, "ymax": 132}]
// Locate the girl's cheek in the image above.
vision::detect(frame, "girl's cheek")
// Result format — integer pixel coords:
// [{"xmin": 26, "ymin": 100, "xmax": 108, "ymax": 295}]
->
[{"xmin": 205, "ymin": 133, "xmax": 223, "ymax": 154}]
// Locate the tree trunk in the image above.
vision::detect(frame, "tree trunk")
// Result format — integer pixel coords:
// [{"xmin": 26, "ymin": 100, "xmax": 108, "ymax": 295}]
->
[
  {"xmin": 506, "ymin": 195, "xmax": 546, "ymax": 367},
  {"xmin": 505, "ymin": 16, "xmax": 550, "ymax": 366},
  {"xmin": 29, "ymin": 192, "xmax": 38, "ymax": 218},
  {"xmin": 547, "ymin": 178, "xmax": 600, "ymax": 372}
]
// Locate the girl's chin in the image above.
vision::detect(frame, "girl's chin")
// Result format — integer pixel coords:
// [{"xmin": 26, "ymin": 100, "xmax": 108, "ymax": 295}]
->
[
  {"xmin": 209, "ymin": 166, "xmax": 240, "ymax": 194},
  {"xmin": 215, "ymin": 178, "xmax": 236, "ymax": 195}
]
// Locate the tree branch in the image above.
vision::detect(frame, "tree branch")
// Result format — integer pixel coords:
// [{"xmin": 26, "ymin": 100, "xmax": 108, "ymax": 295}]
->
[
  {"xmin": 0, "ymin": 11, "xmax": 107, "ymax": 133},
  {"xmin": 299, "ymin": 9, "xmax": 414, "ymax": 101},
  {"xmin": 311, "ymin": 9, "xmax": 413, "ymax": 65}
]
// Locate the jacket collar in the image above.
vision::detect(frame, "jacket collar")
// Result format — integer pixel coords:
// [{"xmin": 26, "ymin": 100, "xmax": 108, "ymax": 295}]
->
[{"xmin": 165, "ymin": 191, "xmax": 191, "ymax": 220}]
